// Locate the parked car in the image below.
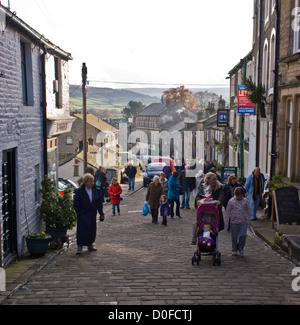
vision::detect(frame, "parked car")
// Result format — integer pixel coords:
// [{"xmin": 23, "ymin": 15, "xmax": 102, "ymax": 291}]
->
[
  {"xmin": 58, "ymin": 178, "xmax": 79, "ymax": 196},
  {"xmin": 152, "ymin": 157, "xmax": 176, "ymax": 172},
  {"xmin": 143, "ymin": 163, "xmax": 166, "ymax": 187}
]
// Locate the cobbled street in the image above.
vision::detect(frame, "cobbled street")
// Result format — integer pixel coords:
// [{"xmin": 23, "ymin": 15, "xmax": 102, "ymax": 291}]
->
[{"xmin": 2, "ymin": 184, "xmax": 300, "ymax": 305}]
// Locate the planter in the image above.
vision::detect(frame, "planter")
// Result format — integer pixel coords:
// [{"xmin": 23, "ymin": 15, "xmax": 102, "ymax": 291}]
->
[
  {"xmin": 25, "ymin": 237, "xmax": 52, "ymax": 257},
  {"xmin": 46, "ymin": 227, "xmax": 67, "ymax": 242}
]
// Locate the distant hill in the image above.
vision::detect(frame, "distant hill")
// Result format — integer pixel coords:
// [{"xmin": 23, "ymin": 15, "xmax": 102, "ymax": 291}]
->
[
  {"xmin": 69, "ymin": 86, "xmax": 160, "ymax": 118},
  {"xmin": 69, "ymin": 86, "xmax": 230, "ymax": 119},
  {"xmin": 124, "ymin": 87, "xmax": 230, "ymax": 106}
]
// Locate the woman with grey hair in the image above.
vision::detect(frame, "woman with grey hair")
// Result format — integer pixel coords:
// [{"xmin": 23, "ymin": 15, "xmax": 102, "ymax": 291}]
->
[
  {"xmin": 73, "ymin": 173, "xmax": 105, "ymax": 255},
  {"xmin": 146, "ymin": 175, "xmax": 163, "ymax": 224},
  {"xmin": 195, "ymin": 172, "xmax": 225, "ymax": 231}
]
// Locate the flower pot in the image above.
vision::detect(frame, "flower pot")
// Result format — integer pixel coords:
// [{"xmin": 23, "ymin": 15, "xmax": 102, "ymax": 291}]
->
[
  {"xmin": 25, "ymin": 237, "xmax": 52, "ymax": 257},
  {"xmin": 46, "ymin": 227, "xmax": 67, "ymax": 242}
]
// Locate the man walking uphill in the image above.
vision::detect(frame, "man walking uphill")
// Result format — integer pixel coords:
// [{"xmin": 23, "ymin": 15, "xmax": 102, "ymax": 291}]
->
[
  {"xmin": 125, "ymin": 163, "xmax": 137, "ymax": 191},
  {"xmin": 245, "ymin": 167, "xmax": 265, "ymax": 221}
]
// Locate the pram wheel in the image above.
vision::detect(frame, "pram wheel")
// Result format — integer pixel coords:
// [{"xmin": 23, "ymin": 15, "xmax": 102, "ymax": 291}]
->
[
  {"xmin": 213, "ymin": 252, "xmax": 221, "ymax": 266},
  {"xmin": 192, "ymin": 252, "xmax": 201, "ymax": 265}
]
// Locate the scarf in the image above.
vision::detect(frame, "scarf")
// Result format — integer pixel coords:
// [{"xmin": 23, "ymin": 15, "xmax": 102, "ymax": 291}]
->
[{"xmin": 252, "ymin": 172, "xmax": 263, "ymax": 203}]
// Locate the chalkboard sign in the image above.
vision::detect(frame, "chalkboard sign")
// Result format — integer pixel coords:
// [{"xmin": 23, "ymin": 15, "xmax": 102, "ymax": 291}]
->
[
  {"xmin": 273, "ymin": 187, "xmax": 300, "ymax": 225},
  {"xmin": 221, "ymin": 167, "xmax": 238, "ymax": 184}
]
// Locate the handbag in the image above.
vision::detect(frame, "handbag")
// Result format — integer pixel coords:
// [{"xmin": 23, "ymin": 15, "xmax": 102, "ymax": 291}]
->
[
  {"xmin": 142, "ymin": 201, "xmax": 150, "ymax": 216},
  {"xmin": 95, "ymin": 179, "xmax": 101, "ymax": 188}
]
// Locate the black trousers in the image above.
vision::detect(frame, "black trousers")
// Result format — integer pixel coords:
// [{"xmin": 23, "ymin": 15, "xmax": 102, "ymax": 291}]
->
[
  {"xmin": 169, "ymin": 199, "xmax": 180, "ymax": 218},
  {"xmin": 151, "ymin": 208, "xmax": 159, "ymax": 223}
]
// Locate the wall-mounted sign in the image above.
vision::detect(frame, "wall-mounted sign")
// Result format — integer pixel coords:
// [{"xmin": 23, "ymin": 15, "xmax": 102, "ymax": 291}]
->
[
  {"xmin": 217, "ymin": 109, "xmax": 229, "ymax": 127},
  {"xmin": 238, "ymin": 85, "xmax": 255, "ymax": 114}
]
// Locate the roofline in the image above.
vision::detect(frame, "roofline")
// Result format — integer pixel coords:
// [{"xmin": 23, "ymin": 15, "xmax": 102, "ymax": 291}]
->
[
  {"xmin": 227, "ymin": 50, "xmax": 253, "ymax": 77},
  {"xmin": 1, "ymin": 5, "xmax": 72, "ymax": 60}
]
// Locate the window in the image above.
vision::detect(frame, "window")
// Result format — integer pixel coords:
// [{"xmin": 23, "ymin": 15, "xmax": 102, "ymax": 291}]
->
[
  {"xmin": 262, "ymin": 39, "xmax": 269, "ymax": 88},
  {"xmin": 54, "ymin": 57, "xmax": 62, "ymax": 108},
  {"xmin": 20, "ymin": 41, "xmax": 33, "ymax": 106},
  {"xmin": 66, "ymin": 136, "xmax": 73, "ymax": 145},
  {"xmin": 269, "ymin": 30, "xmax": 276, "ymax": 90},
  {"xmin": 74, "ymin": 165, "xmax": 79, "ymax": 177},
  {"xmin": 265, "ymin": 0, "xmax": 270, "ymax": 24},
  {"xmin": 293, "ymin": 0, "xmax": 300, "ymax": 53}
]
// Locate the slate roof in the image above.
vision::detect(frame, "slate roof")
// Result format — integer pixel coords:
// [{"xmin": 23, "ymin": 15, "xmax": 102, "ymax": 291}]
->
[{"xmin": 137, "ymin": 102, "xmax": 186, "ymax": 117}]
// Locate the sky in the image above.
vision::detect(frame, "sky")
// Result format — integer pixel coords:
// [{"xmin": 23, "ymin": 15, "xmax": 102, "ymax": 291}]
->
[{"xmin": 4, "ymin": 0, "xmax": 254, "ymax": 89}]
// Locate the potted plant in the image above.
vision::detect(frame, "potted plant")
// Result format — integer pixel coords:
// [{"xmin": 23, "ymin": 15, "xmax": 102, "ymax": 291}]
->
[
  {"xmin": 39, "ymin": 176, "xmax": 77, "ymax": 242},
  {"xmin": 24, "ymin": 232, "xmax": 52, "ymax": 257}
]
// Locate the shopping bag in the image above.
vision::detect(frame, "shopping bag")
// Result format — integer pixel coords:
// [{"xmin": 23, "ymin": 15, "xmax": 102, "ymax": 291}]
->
[{"xmin": 142, "ymin": 201, "xmax": 149, "ymax": 216}]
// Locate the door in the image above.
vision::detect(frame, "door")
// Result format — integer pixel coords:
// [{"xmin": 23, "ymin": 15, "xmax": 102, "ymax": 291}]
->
[{"xmin": 2, "ymin": 149, "xmax": 17, "ymax": 265}]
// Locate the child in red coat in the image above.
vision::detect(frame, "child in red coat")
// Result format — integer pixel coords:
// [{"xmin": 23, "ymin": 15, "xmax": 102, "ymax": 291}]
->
[{"xmin": 108, "ymin": 178, "xmax": 122, "ymax": 216}]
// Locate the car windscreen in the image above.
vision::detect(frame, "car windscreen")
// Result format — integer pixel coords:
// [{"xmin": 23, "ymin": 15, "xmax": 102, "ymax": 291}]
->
[{"xmin": 147, "ymin": 166, "xmax": 164, "ymax": 172}]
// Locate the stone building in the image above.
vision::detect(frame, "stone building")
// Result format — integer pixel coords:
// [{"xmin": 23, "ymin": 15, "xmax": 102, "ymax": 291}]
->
[
  {"xmin": 0, "ymin": 5, "xmax": 73, "ymax": 266},
  {"xmin": 227, "ymin": 51, "xmax": 254, "ymax": 179},
  {"xmin": 58, "ymin": 113, "xmax": 118, "ymax": 177},
  {"xmin": 135, "ymin": 102, "xmax": 198, "ymax": 160},
  {"xmin": 275, "ymin": 0, "xmax": 300, "ymax": 182}
]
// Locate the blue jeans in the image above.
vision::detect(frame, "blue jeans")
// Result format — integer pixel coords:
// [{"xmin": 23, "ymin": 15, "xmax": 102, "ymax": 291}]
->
[
  {"xmin": 181, "ymin": 186, "xmax": 191, "ymax": 208},
  {"xmin": 231, "ymin": 223, "xmax": 248, "ymax": 253},
  {"xmin": 128, "ymin": 177, "xmax": 135, "ymax": 190},
  {"xmin": 112, "ymin": 204, "xmax": 120, "ymax": 215},
  {"xmin": 248, "ymin": 194, "xmax": 260, "ymax": 220}
]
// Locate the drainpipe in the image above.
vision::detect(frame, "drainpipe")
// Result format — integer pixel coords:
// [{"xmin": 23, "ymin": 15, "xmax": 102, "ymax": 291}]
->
[
  {"xmin": 256, "ymin": 0, "xmax": 264, "ymax": 167},
  {"xmin": 41, "ymin": 48, "xmax": 48, "ymax": 176},
  {"xmin": 270, "ymin": 0, "xmax": 280, "ymax": 177}
]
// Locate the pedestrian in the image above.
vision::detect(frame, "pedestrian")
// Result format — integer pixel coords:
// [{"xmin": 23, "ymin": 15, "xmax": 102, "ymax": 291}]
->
[
  {"xmin": 99, "ymin": 167, "xmax": 109, "ymax": 204},
  {"xmin": 160, "ymin": 194, "xmax": 170, "ymax": 226},
  {"xmin": 146, "ymin": 175, "xmax": 163, "ymax": 224},
  {"xmin": 223, "ymin": 175, "xmax": 244, "ymax": 209},
  {"xmin": 162, "ymin": 164, "xmax": 172, "ymax": 179},
  {"xmin": 159, "ymin": 172, "xmax": 169, "ymax": 195},
  {"xmin": 193, "ymin": 169, "xmax": 205, "ymax": 197},
  {"xmin": 179, "ymin": 165, "xmax": 196, "ymax": 209},
  {"xmin": 195, "ymin": 172, "xmax": 225, "ymax": 231},
  {"xmin": 225, "ymin": 187, "xmax": 251, "ymax": 256},
  {"xmin": 94, "ymin": 166, "xmax": 102, "ymax": 188},
  {"xmin": 108, "ymin": 177, "xmax": 122, "ymax": 216},
  {"xmin": 73, "ymin": 173, "xmax": 105, "ymax": 255},
  {"xmin": 125, "ymin": 162, "xmax": 137, "ymax": 191},
  {"xmin": 244, "ymin": 167, "xmax": 266, "ymax": 220},
  {"xmin": 168, "ymin": 171, "xmax": 181, "ymax": 219},
  {"xmin": 208, "ymin": 166, "xmax": 222, "ymax": 182}
]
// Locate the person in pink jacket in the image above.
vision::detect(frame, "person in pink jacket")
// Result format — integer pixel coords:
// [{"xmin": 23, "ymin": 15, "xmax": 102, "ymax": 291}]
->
[
  {"xmin": 108, "ymin": 178, "xmax": 122, "ymax": 216},
  {"xmin": 225, "ymin": 187, "xmax": 251, "ymax": 256}
]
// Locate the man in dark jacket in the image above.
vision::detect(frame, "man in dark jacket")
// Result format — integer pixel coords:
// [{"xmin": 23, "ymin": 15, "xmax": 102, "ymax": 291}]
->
[
  {"xmin": 99, "ymin": 167, "xmax": 109, "ymax": 203},
  {"xmin": 125, "ymin": 163, "xmax": 137, "ymax": 190},
  {"xmin": 179, "ymin": 165, "xmax": 196, "ymax": 209}
]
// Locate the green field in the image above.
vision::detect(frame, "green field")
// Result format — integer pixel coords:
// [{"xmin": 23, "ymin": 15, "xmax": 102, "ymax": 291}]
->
[{"xmin": 69, "ymin": 86, "xmax": 160, "ymax": 118}]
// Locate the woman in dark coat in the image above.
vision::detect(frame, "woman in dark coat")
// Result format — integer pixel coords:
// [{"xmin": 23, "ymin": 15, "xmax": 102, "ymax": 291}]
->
[
  {"xmin": 195, "ymin": 172, "xmax": 225, "ymax": 231},
  {"xmin": 73, "ymin": 173, "xmax": 105, "ymax": 255},
  {"xmin": 146, "ymin": 176, "xmax": 163, "ymax": 224}
]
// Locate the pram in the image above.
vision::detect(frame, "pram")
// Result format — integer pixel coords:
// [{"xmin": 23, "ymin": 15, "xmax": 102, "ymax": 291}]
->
[{"xmin": 192, "ymin": 202, "xmax": 221, "ymax": 266}]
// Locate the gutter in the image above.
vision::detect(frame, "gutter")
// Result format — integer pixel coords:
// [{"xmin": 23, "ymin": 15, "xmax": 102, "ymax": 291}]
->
[{"xmin": 2, "ymin": 5, "xmax": 72, "ymax": 61}]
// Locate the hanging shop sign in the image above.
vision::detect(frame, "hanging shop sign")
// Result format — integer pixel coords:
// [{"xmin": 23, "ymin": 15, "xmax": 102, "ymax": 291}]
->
[
  {"xmin": 238, "ymin": 85, "xmax": 255, "ymax": 114},
  {"xmin": 217, "ymin": 109, "xmax": 229, "ymax": 127}
]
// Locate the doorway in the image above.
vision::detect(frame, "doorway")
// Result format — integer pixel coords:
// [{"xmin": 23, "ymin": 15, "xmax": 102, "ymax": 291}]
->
[{"xmin": 1, "ymin": 149, "xmax": 17, "ymax": 266}]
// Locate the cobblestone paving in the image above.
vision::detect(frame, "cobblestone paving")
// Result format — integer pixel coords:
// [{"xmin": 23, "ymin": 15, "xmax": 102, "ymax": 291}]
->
[{"xmin": 2, "ymin": 186, "xmax": 300, "ymax": 305}]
